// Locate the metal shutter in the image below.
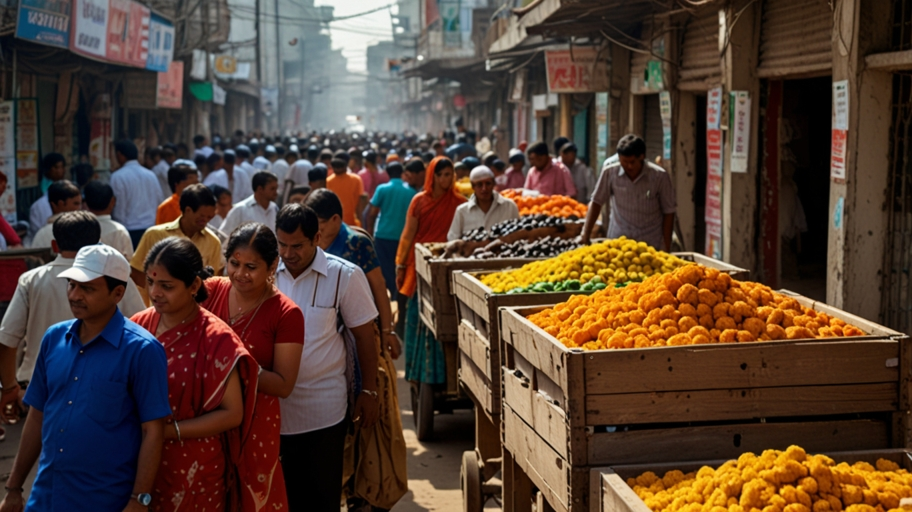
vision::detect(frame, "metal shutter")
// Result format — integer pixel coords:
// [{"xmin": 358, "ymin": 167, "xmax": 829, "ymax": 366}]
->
[
  {"xmin": 631, "ymin": 21, "xmax": 654, "ymax": 94},
  {"xmin": 757, "ymin": 0, "xmax": 833, "ymax": 78},
  {"xmin": 644, "ymin": 93, "xmax": 664, "ymax": 162},
  {"xmin": 678, "ymin": 8, "xmax": 721, "ymax": 90}
]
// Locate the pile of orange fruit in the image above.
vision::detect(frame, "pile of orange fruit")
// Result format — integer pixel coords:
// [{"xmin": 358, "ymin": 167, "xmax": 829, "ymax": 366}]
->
[
  {"xmin": 528, "ymin": 264, "xmax": 866, "ymax": 350},
  {"xmin": 502, "ymin": 189, "xmax": 588, "ymax": 218}
]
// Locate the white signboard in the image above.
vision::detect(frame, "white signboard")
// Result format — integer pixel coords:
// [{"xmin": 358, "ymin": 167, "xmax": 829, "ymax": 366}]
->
[{"xmin": 71, "ymin": 0, "xmax": 109, "ymax": 58}]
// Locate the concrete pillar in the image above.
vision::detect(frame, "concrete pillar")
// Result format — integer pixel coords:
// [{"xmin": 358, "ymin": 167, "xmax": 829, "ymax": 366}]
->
[
  {"xmin": 720, "ymin": 0, "xmax": 761, "ymax": 272},
  {"xmin": 673, "ymin": 91, "xmax": 698, "ymax": 252},
  {"xmin": 827, "ymin": 0, "xmax": 892, "ymax": 318}
]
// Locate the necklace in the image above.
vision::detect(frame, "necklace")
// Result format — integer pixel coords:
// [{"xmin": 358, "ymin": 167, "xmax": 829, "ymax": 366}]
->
[
  {"xmin": 229, "ymin": 286, "xmax": 270, "ymax": 325},
  {"xmin": 158, "ymin": 307, "xmax": 199, "ymax": 336}
]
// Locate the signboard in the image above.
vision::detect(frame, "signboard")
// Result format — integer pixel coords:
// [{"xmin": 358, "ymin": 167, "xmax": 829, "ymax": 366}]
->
[
  {"xmin": 106, "ymin": 0, "xmax": 149, "ymax": 67},
  {"xmin": 705, "ymin": 87, "xmax": 723, "ymax": 259},
  {"xmin": 659, "ymin": 91, "xmax": 672, "ymax": 160},
  {"xmin": 595, "ymin": 92, "xmax": 609, "ymax": 166},
  {"xmin": 16, "ymin": 99, "xmax": 40, "ymax": 189},
  {"xmin": 156, "ymin": 61, "xmax": 183, "ymax": 109},
  {"xmin": 0, "ymin": 102, "xmax": 16, "ymax": 224},
  {"xmin": 71, "ymin": 0, "xmax": 108, "ymax": 58},
  {"xmin": 214, "ymin": 55, "xmax": 237, "ymax": 75},
  {"xmin": 17, "ymin": 0, "xmax": 71, "ymax": 48},
  {"xmin": 146, "ymin": 12, "xmax": 173, "ymax": 72},
  {"xmin": 730, "ymin": 91, "xmax": 751, "ymax": 174},
  {"xmin": 831, "ymin": 80, "xmax": 849, "ymax": 181},
  {"xmin": 212, "ymin": 82, "xmax": 226, "ymax": 106},
  {"xmin": 439, "ymin": 0, "xmax": 460, "ymax": 47},
  {"xmin": 545, "ymin": 48, "xmax": 609, "ymax": 93}
]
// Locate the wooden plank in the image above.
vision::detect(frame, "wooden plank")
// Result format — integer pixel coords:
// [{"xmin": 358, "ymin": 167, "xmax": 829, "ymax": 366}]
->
[
  {"xmin": 504, "ymin": 363, "xmax": 569, "ymax": 459},
  {"xmin": 459, "ymin": 352, "xmax": 493, "ymax": 415},
  {"xmin": 459, "ymin": 319, "xmax": 492, "ymax": 377},
  {"xmin": 585, "ymin": 383, "xmax": 899, "ymax": 425},
  {"xmin": 901, "ymin": 338, "xmax": 912, "ymax": 447},
  {"xmin": 675, "ymin": 252, "xmax": 750, "ymax": 280},
  {"xmin": 601, "ymin": 470, "xmax": 650, "ymax": 512},
  {"xmin": 783, "ymin": 291, "xmax": 905, "ymax": 338},
  {"xmin": 475, "ymin": 405, "xmax": 502, "ymax": 467},
  {"xmin": 503, "ymin": 448, "xmax": 534, "ymax": 512},
  {"xmin": 501, "ymin": 307, "xmax": 571, "ymax": 391},
  {"xmin": 587, "ymin": 418, "xmax": 893, "ymax": 466},
  {"xmin": 504, "ymin": 405, "xmax": 571, "ymax": 512},
  {"xmin": 866, "ymin": 49, "xmax": 912, "ymax": 72}
]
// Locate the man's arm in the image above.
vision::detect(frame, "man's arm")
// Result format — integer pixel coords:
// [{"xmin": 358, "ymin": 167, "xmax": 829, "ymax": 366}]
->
[
  {"xmin": 365, "ymin": 205, "xmax": 381, "ymax": 236},
  {"xmin": 580, "ymin": 202, "xmax": 601, "ymax": 245},
  {"xmin": 446, "ymin": 209, "xmax": 463, "ymax": 242},
  {"xmin": 357, "ymin": 194, "xmax": 369, "ymax": 224},
  {"xmin": 123, "ymin": 418, "xmax": 164, "ymax": 512},
  {"xmin": 663, "ymin": 213, "xmax": 674, "ymax": 252},
  {"xmin": 350, "ymin": 321, "xmax": 380, "ymax": 428},
  {"xmin": 0, "ymin": 281, "xmax": 28, "ymax": 421},
  {"xmin": 365, "ymin": 267, "xmax": 399, "ymax": 359},
  {"xmin": 0, "ymin": 408, "xmax": 43, "ymax": 512}
]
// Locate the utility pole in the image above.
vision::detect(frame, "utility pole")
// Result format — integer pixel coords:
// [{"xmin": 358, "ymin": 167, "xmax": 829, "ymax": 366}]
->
[
  {"xmin": 255, "ymin": 0, "xmax": 261, "ymax": 84},
  {"xmin": 274, "ymin": 0, "xmax": 282, "ymax": 133}
]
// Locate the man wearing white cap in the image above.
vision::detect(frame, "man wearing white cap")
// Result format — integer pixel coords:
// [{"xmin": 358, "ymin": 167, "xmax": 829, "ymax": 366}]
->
[
  {"xmin": 0, "ymin": 244, "xmax": 170, "ymax": 511},
  {"xmin": 253, "ymin": 145, "xmax": 273, "ymax": 172},
  {"xmin": 447, "ymin": 165, "xmax": 519, "ymax": 241}
]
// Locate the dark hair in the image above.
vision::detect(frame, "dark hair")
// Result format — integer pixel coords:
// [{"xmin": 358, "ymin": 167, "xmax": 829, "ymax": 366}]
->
[
  {"xmin": 483, "ymin": 154, "xmax": 498, "ymax": 167},
  {"xmin": 330, "ymin": 158, "xmax": 347, "ymax": 170},
  {"xmin": 275, "ymin": 145, "xmax": 286, "ymax": 156},
  {"xmin": 308, "ymin": 166, "xmax": 327, "ymax": 182},
  {"xmin": 114, "ymin": 139, "xmax": 139, "ymax": 160},
  {"xmin": 307, "ymin": 146, "xmax": 320, "ymax": 160},
  {"xmin": 363, "ymin": 151, "xmax": 377, "ymax": 165},
  {"xmin": 303, "ymin": 189, "xmax": 343, "ymax": 221},
  {"xmin": 180, "ymin": 183, "xmax": 216, "ymax": 212},
  {"xmin": 161, "ymin": 147, "xmax": 175, "ymax": 159},
  {"xmin": 103, "ymin": 276, "xmax": 128, "ymax": 293},
  {"xmin": 617, "ymin": 134, "xmax": 647, "ymax": 157},
  {"xmin": 177, "ymin": 142, "xmax": 189, "ymax": 154},
  {"xmin": 527, "ymin": 141, "xmax": 550, "ymax": 157},
  {"xmin": 276, "ymin": 203, "xmax": 319, "ymax": 240},
  {"xmin": 405, "ymin": 159, "xmax": 426, "ymax": 174},
  {"xmin": 560, "ymin": 142, "xmax": 578, "ymax": 155},
  {"xmin": 53, "ymin": 211, "xmax": 100, "ymax": 251},
  {"xmin": 432, "ymin": 157, "xmax": 454, "ymax": 175},
  {"xmin": 252, "ymin": 171, "xmax": 278, "ymax": 191},
  {"xmin": 421, "ymin": 151, "xmax": 435, "ymax": 164},
  {"xmin": 41, "ymin": 153, "xmax": 66, "ymax": 176},
  {"xmin": 235, "ymin": 147, "xmax": 250, "ymax": 158},
  {"xmin": 48, "ymin": 180, "xmax": 81, "ymax": 205},
  {"xmin": 492, "ymin": 159, "xmax": 506, "ymax": 172},
  {"xmin": 146, "ymin": 147, "xmax": 162, "ymax": 160},
  {"xmin": 72, "ymin": 163, "xmax": 94, "ymax": 187},
  {"xmin": 168, "ymin": 165, "xmax": 196, "ymax": 193},
  {"xmin": 249, "ymin": 142, "xmax": 260, "ymax": 154},
  {"xmin": 207, "ymin": 152, "xmax": 223, "ymax": 170},
  {"xmin": 223, "ymin": 151, "xmax": 237, "ymax": 165},
  {"xmin": 193, "ymin": 134, "xmax": 206, "ymax": 147},
  {"xmin": 210, "ymin": 185, "xmax": 231, "ymax": 201},
  {"xmin": 386, "ymin": 162, "xmax": 403, "ymax": 179},
  {"xmin": 553, "ymin": 136, "xmax": 570, "ymax": 155},
  {"xmin": 194, "ymin": 154, "xmax": 208, "ymax": 169},
  {"xmin": 144, "ymin": 237, "xmax": 213, "ymax": 303},
  {"xmin": 83, "ymin": 180, "xmax": 114, "ymax": 211},
  {"xmin": 334, "ymin": 150, "xmax": 350, "ymax": 162},
  {"xmin": 509, "ymin": 153, "xmax": 525, "ymax": 164},
  {"xmin": 224, "ymin": 222, "xmax": 279, "ymax": 267}
]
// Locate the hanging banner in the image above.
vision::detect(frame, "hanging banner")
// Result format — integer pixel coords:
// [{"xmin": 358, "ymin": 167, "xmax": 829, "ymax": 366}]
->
[
  {"xmin": 595, "ymin": 92, "xmax": 609, "ymax": 166},
  {"xmin": 545, "ymin": 47, "xmax": 609, "ymax": 93},
  {"xmin": 439, "ymin": 0, "xmax": 460, "ymax": 47},
  {"xmin": 106, "ymin": 0, "xmax": 149, "ymax": 67},
  {"xmin": 0, "ymin": 102, "xmax": 15, "ymax": 224},
  {"xmin": 659, "ymin": 90, "xmax": 672, "ymax": 161},
  {"xmin": 705, "ymin": 87, "xmax": 723, "ymax": 259},
  {"xmin": 212, "ymin": 82, "xmax": 226, "ymax": 106},
  {"xmin": 156, "ymin": 61, "xmax": 183, "ymax": 109},
  {"xmin": 71, "ymin": 0, "xmax": 108, "ymax": 58},
  {"xmin": 831, "ymin": 80, "xmax": 849, "ymax": 181},
  {"xmin": 16, "ymin": 0, "xmax": 71, "ymax": 48},
  {"xmin": 16, "ymin": 99, "xmax": 40, "ymax": 190},
  {"xmin": 730, "ymin": 91, "xmax": 751, "ymax": 174},
  {"xmin": 146, "ymin": 13, "xmax": 173, "ymax": 72}
]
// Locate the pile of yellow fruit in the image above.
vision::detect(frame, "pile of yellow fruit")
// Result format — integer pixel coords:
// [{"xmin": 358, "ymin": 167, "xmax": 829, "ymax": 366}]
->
[
  {"xmin": 628, "ymin": 445, "xmax": 912, "ymax": 512},
  {"xmin": 528, "ymin": 264, "xmax": 865, "ymax": 350},
  {"xmin": 456, "ymin": 177, "xmax": 474, "ymax": 197},
  {"xmin": 480, "ymin": 237, "xmax": 690, "ymax": 294}
]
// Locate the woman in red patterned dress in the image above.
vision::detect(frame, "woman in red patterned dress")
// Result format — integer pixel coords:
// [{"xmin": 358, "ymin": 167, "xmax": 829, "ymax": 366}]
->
[
  {"xmin": 131, "ymin": 236, "xmax": 258, "ymax": 511},
  {"xmin": 201, "ymin": 222, "xmax": 304, "ymax": 511}
]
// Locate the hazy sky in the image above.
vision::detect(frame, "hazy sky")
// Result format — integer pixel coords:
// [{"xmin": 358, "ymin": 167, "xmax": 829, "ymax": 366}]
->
[{"xmin": 317, "ymin": 0, "xmax": 395, "ymax": 73}]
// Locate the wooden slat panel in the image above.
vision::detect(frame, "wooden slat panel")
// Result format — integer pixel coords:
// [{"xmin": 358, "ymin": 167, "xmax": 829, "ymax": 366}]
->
[
  {"xmin": 504, "ymin": 405, "xmax": 571, "ymax": 512},
  {"xmin": 459, "ymin": 319, "xmax": 492, "ymax": 376},
  {"xmin": 504, "ymin": 363, "xmax": 569, "ymax": 459},
  {"xmin": 600, "ymin": 470, "xmax": 649, "ymax": 512},
  {"xmin": 502, "ymin": 307, "xmax": 572, "ymax": 390},
  {"xmin": 678, "ymin": 7, "xmax": 721, "ymax": 86},
  {"xmin": 586, "ymin": 383, "xmax": 898, "ymax": 425},
  {"xmin": 459, "ymin": 351, "xmax": 493, "ymax": 415},
  {"xmin": 757, "ymin": 0, "xmax": 833, "ymax": 77}
]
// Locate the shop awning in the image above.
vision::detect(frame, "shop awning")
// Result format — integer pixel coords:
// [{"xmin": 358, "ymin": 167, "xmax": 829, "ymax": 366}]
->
[{"xmin": 401, "ymin": 56, "xmax": 487, "ymax": 81}]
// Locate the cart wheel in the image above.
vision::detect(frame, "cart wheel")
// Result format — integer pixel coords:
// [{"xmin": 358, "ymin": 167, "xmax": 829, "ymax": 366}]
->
[
  {"xmin": 415, "ymin": 382, "xmax": 435, "ymax": 441},
  {"xmin": 461, "ymin": 450, "xmax": 483, "ymax": 512}
]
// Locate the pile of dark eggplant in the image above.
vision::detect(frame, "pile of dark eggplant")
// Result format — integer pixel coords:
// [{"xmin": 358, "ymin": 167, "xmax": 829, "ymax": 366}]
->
[
  {"xmin": 460, "ymin": 214, "xmax": 568, "ymax": 242},
  {"xmin": 469, "ymin": 235, "xmax": 582, "ymax": 260}
]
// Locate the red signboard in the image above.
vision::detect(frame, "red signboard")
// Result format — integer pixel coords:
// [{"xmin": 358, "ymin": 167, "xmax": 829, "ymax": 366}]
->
[
  {"xmin": 545, "ymin": 48, "xmax": 608, "ymax": 93},
  {"xmin": 156, "ymin": 61, "xmax": 183, "ymax": 109},
  {"xmin": 705, "ymin": 87, "xmax": 724, "ymax": 259},
  {"xmin": 106, "ymin": 0, "xmax": 149, "ymax": 67}
]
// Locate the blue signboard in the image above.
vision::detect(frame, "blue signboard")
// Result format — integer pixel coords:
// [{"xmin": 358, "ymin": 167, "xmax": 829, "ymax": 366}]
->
[
  {"xmin": 16, "ymin": 0, "xmax": 71, "ymax": 48},
  {"xmin": 146, "ymin": 13, "xmax": 174, "ymax": 72}
]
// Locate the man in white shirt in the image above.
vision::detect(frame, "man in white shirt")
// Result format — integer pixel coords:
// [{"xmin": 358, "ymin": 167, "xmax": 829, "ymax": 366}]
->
[
  {"xmin": 110, "ymin": 139, "xmax": 165, "ymax": 248},
  {"xmin": 83, "ymin": 180, "xmax": 134, "ymax": 259},
  {"xmin": 28, "ymin": 153, "xmax": 68, "ymax": 239},
  {"xmin": 30, "ymin": 181, "xmax": 83, "ymax": 250},
  {"xmin": 203, "ymin": 150, "xmax": 253, "ymax": 202},
  {"xmin": 274, "ymin": 203, "xmax": 379, "ymax": 511},
  {"xmin": 447, "ymin": 166, "xmax": 520, "ymax": 241},
  {"xmin": 284, "ymin": 145, "xmax": 317, "ymax": 199},
  {"xmin": 271, "ymin": 146, "xmax": 290, "ymax": 198},
  {"xmin": 220, "ymin": 171, "xmax": 279, "ymax": 235},
  {"xmin": 235, "ymin": 144, "xmax": 257, "ymax": 177},
  {"xmin": 252, "ymin": 145, "xmax": 273, "ymax": 172},
  {"xmin": 192, "ymin": 134, "xmax": 213, "ymax": 159},
  {"xmin": 0, "ymin": 211, "xmax": 144, "ymax": 416},
  {"xmin": 151, "ymin": 146, "xmax": 177, "ymax": 199}
]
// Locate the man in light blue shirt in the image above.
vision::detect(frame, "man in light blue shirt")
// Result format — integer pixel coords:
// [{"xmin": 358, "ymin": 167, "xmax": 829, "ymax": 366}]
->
[
  {"xmin": 110, "ymin": 139, "xmax": 165, "ymax": 248},
  {"xmin": 365, "ymin": 161, "xmax": 416, "ymax": 303}
]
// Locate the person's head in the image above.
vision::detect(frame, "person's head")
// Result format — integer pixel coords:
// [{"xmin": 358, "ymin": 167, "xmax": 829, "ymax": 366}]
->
[
  {"xmin": 421, "ymin": 151, "xmax": 435, "ymax": 164},
  {"xmin": 307, "ymin": 145, "xmax": 321, "ymax": 162},
  {"xmin": 386, "ymin": 161, "xmax": 403, "ymax": 180},
  {"xmin": 319, "ymin": 148, "xmax": 334, "ymax": 165},
  {"xmin": 59, "ymin": 244, "xmax": 130, "ymax": 321},
  {"xmin": 179, "ymin": 184, "xmax": 217, "ymax": 233},
  {"xmin": 553, "ymin": 136, "xmax": 570, "ymax": 156},
  {"xmin": 113, "ymin": 139, "xmax": 138, "ymax": 166},
  {"xmin": 42, "ymin": 153, "xmax": 67, "ymax": 181},
  {"xmin": 264, "ymin": 145, "xmax": 277, "ymax": 162},
  {"xmin": 482, "ymin": 151, "xmax": 497, "ymax": 168},
  {"xmin": 168, "ymin": 164, "xmax": 199, "ymax": 195},
  {"xmin": 176, "ymin": 143, "xmax": 190, "ymax": 159},
  {"xmin": 308, "ymin": 164, "xmax": 328, "ymax": 189},
  {"xmin": 454, "ymin": 161, "xmax": 470, "ymax": 180},
  {"xmin": 72, "ymin": 163, "xmax": 95, "ymax": 188},
  {"xmin": 144, "ymin": 237, "xmax": 213, "ymax": 314},
  {"xmin": 526, "ymin": 141, "xmax": 551, "ymax": 170},
  {"xmin": 428, "ymin": 157, "xmax": 455, "ymax": 193},
  {"xmin": 52, "ymin": 211, "xmax": 101, "ymax": 256},
  {"xmin": 145, "ymin": 146, "xmax": 162, "ymax": 167},
  {"xmin": 48, "ymin": 180, "xmax": 82, "ymax": 214},
  {"xmin": 193, "ymin": 134, "xmax": 207, "ymax": 149},
  {"xmin": 249, "ymin": 141, "xmax": 260, "ymax": 156},
  {"xmin": 224, "ymin": 223, "xmax": 279, "ymax": 295},
  {"xmin": 616, "ymin": 134, "xmax": 647, "ymax": 176},
  {"xmin": 83, "ymin": 180, "xmax": 115, "ymax": 215},
  {"xmin": 560, "ymin": 142, "xmax": 578, "ymax": 167},
  {"xmin": 287, "ymin": 185, "xmax": 311, "ymax": 204},
  {"xmin": 469, "ymin": 166, "xmax": 496, "ymax": 202},
  {"xmin": 432, "ymin": 141, "xmax": 444, "ymax": 156},
  {"xmin": 509, "ymin": 151, "xmax": 525, "ymax": 171},
  {"xmin": 491, "ymin": 159, "xmax": 506, "ymax": 175},
  {"xmin": 362, "ymin": 150, "xmax": 377, "ymax": 170},
  {"xmin": 0, "ymin": 170, "xmax": 6, "ymax": 196},
  {"xmin": 330, "ymin": 157, "xmax": 348, "ymax": 175},
  {"xmin": 194, "ymin": 154, "xmax": 209, "ymax": 174},
  {"xmin": 302, "ymin": 189, "xmax": 344, "ymax": 250},
  {"xmin": 404, "ymin": 158, "xmax": 426, "ymax": 188},
  {"xmin": 252, "ymin": 171, "xmax": 279, "ymax": 203},
  {"xmin": 222, "ymin": 150, "xmax": 236, "ymax": 171},
  {"xmin": 275, "ymin": 203, "xmax": 321, "ymax": 276},
  {"xmin": 211, "ymin": 185, "xmax": 232, "ymax": 218},
  {"xmin": 285, "ymin": 149, "xmax": 300, "ymax": 164},
  {"xmin": 235, "ymin": 145, "xmax": 251, "ymax": 161},
  {"xmin": 348, "ymin": 151, "xmax": 363, "ymax": 170}
]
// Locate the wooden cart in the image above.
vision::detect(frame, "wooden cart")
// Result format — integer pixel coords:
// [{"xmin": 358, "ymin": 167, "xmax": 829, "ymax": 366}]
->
[
  {"xmin": 453, "ymin": 253, "xmax": 749, "ymax": 511},
  {"xmin": 595, "ymin": 449, "xmax": 912, "ymax": 512},
  {"xmin": 498, "ymin": 293, "xmax": 910, "ymax": 512}
]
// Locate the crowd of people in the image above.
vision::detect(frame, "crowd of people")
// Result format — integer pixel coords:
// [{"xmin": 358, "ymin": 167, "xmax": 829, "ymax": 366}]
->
[{"xmin": 0, "ymin": 125, "xmax": 676, "ymax": 511}]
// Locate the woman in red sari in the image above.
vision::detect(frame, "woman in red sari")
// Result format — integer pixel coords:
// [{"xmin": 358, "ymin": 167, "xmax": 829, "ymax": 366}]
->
[
  {"xmin": 131, "ymin": 237, "xmax": 258, "ymax": 512},
  {"xmin": 201, "ymin": 222, "xmax": 304, "ymax": 511},
  {"xmin": 395, "ymin": 156, "xmax": 465, "ymax": 387}
]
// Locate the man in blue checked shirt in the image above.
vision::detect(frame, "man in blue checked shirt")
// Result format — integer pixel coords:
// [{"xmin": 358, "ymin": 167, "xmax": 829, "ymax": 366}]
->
[{"xmin": 0, "ymin": 245, "xmax": 171, "ymax": 512}]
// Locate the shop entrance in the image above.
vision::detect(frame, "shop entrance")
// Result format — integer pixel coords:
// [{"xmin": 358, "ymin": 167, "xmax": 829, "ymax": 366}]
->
[{"xmin": 777, "ymin": 77, "xmax": 832, "ymax": 301}]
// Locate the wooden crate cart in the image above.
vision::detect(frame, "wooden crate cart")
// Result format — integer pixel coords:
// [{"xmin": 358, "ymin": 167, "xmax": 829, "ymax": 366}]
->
[
  {"xmin": 452, "ymin": 253, "xmax": 749, "ymax": 511},
  {"xmin": 498, "ymin": 293, "xmax": 910, "ymax": 512}
]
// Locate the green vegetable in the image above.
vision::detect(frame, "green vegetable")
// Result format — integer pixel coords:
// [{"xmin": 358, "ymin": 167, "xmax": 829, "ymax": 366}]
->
[
  {"xmin": 594, "ymin": 283, "xmax": 607, "ymax": 290},
  {"xmin": 566, "ymin": 279, "xmax": 581, "ymax": 291}
]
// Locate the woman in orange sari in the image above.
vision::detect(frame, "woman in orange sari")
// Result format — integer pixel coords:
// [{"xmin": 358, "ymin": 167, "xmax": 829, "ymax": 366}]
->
[
  {"xmin": 201, "ymin": 223, "xmax": 305, "ymax": 511},
  {"xmin": 131, "ymin": 237, "xmax": 258, "ymax": 511},
  {"xmin": 395, "ymin": 156, "xmax": 465, "ymax": 386}
]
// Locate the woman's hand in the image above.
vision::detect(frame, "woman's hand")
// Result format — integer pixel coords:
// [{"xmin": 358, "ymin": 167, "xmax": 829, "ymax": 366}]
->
[
  {"xmin": 384, "ymin": 332, "xmax": 401, "ymax": 359},
  {"xmin": 395, "ymin": 267, "xmax": 406, "ymax": 291}
]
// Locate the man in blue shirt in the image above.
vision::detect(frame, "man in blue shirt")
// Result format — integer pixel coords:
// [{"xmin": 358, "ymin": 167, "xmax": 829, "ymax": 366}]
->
[
  {"xmin": 365, "ymin": 162, "xmax": 416, "ymax": 303},
  {"xmin": 0, "ymin": 244, "xmax": 171, "ymax": 512}
]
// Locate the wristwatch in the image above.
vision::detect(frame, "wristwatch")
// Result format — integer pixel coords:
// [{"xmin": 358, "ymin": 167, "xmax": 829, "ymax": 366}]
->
[{"xmin": 132, "ymin": 493, "xmax": 152, "ymax": 506}]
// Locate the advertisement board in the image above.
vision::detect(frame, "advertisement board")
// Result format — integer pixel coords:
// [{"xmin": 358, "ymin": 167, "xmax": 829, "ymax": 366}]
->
[
  {"xmin": 545, "ymin": 48, "xmax": 609, "ymax": 93},
  {"xmin": 156, "ymin": 61, "xmax": 183, "ymax": 109},
  {"xmin": 17, "ymin": 0, "xmax": 71, "ymax": 48},
  {"xmin": 106, "ymin": 0, "xmax": 149, "ymax": 67},
  {"xmin": 146, "ymin": 13, "xmax": 173, "ymax": 72},
  {"xmin": 71, "ymin": 0, "xmax": 107, "ymax": 58}
]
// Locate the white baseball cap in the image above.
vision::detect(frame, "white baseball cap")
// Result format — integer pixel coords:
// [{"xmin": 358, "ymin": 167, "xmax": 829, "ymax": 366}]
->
[{"xmin": 58, "ymin": 244, "xmax": 131, "ymax": 283}]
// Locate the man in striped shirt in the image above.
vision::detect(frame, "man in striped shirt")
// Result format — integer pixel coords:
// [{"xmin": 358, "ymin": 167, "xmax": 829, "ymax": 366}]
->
[{"xmin": 580, "ymin": 134, "xmax": 676, "ymax": 251}]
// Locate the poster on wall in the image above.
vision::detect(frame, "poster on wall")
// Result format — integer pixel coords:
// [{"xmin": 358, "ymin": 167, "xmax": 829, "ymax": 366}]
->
[
  {"xmin": 146, "ymin": 13, "xmax": 174, "ymax": 72},
  {"xmin": 831, "ymin": 80, "xmax": 849, "ymax": 180},
  {"xmin": 156, "ymin": 61, "xmax": 184, "ymax": 109},
  {"xmin": 16, "ymin": 99, "xmax": 40, "ymax": 189},
  {"xmin": 659, "ymin": 91, "xmax": 672, "ymax": 161},
  {"xmin": 730, "ymin": 91, "xmax": 751, "ymax": 174},
  {"xmin": 71, "ymin": 0, "xmax": 108, "ymax": 58},
  {"xmin": 544, "ymin": 48, "xmax": 609, "ymax": 93},
  {"xmin": 705, "ymin": 87, "xmax": 723, "ymax": 259},
  {"xmin": 16, "ymin": 0, "xmax": 71, "ymax": 48},
  {"xmin": 439, "ymin": 0, "xmax": 460, "ymax": 47},
  {"xmin": 106, "ymin": 0, "xmax": 149, "ymax": 67},
  {"xmin": 0, "ymin": 102, "xmax": 16, "ymax": 223},
  {"xmin": 595, "ymin": 92, "xmax": 609, "ymax": 166}
]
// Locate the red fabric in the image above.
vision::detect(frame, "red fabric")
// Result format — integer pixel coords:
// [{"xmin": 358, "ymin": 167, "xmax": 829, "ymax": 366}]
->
[
  {"xmin": 131, "ymin": 307, "xmax": 258, "ymax": 512},
  {"xmin": 201, "ymin": 277, "xmax": 304, "ymax": 511},
  {"xmin": 0, "ymin": 216, "xmax": 21, "ymax": 246}
]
